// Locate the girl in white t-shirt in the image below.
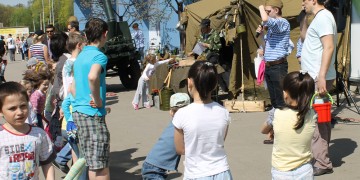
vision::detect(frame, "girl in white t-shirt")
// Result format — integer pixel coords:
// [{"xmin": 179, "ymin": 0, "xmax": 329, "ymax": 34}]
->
[
  {"xmin": 261, "ymin": 71, "xmax": 316, "ymax": 179},
  {"xmin": 173, "ymin": 61, "xmax": 232, "ymax": 180},
  {"xmin": 132, "ymin": 54, "xmax": 174, "ymax": 110}
]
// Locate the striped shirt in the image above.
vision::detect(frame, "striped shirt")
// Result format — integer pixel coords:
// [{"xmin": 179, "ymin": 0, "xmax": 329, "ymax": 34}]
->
[
  {"xmin": 264, "ymin": 17, "xmax": 290, "ymax": 62},
  {"xmin": 296, "ymin": 38, "xmax": 303, "ymax": 58},
  {"xmin": 29, "ymin": 44, "xmax": 46, "ymax": 62}
]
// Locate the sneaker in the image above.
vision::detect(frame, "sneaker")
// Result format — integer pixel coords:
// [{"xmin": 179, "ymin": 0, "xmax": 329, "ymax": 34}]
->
[
  {"xmin": 52, "ymin": 161, "xmax": 70, "ymax": 174},
  {"xmin": 145, "ymin": 105, "xmax": 151, "ymax": 108},
  {"xmin": 132, "ymin": 103, "xmax": 139, "ymax": 110}
]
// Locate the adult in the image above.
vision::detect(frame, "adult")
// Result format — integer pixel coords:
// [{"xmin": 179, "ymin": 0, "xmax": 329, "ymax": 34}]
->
[
  {"xmin": 0, "ymin": 36, "xmax": 7, "ymax": 83},
  {"xmin": 131, "ymin": 23, "xmax": 145, "ymax": 64},
  {"xmin": 68, "ymin": 20, "xmax": 80, "ymax": 33},
  {"xmin": 190, "ymin": 19, "xmax": 230, "ymax": 92},
  {"xmin": 72, "ymin": 18, "xmax": 110, "ymax": 180},
  {"xmin": 6, "ymin": 34, "xmax": 16, "ymax": 61},
  {"xmin": 49, "ymin": 32, "xmax": 72, "ymax": 174},
  {"xmin": 28, "ymin": 30, "xmax": 50, "ymax": 64},
  {"xmin": 45, "ymin": 24, "xmax": 56, "ymax": 59},
  {"xmin": 301, "ymin": 0, "xmax": 337, "ymax": 176}
]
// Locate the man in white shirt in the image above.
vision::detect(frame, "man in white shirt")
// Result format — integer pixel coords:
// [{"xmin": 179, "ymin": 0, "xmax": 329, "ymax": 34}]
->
[
  {"xmin": 301, "ymin": 0, "xmax": 337, "ymax": 176},
  {"xmin": 6, "ymin": 34, "xmax": 16, "ymax": 61}
]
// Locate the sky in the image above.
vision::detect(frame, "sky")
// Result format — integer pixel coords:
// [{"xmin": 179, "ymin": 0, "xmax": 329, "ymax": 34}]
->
[{"xmin": 0, "ymin": 0, "xmax": 29, "ymax": 6}]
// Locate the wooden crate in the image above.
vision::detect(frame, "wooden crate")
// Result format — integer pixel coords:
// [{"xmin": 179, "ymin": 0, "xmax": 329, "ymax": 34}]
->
[{"xmin": 223, "ymin": 100, "xmax": 265, "ymax": 113}]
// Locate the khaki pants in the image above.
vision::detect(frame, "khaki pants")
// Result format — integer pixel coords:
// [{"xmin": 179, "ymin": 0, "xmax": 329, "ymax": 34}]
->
[{"xmin": 312, "ymin": 79, "xmax": 334, "ymax": 169}]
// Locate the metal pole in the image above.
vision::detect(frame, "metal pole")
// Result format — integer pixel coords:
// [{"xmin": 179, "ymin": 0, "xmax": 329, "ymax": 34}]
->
[
  {"xmin": 42, "ymin": 0, "xmax": 45, "ymax": 30},
  {"xmin": 40, "ymin": 13, "xmax": 42, "ymax": 30},
  {"xmin": 49, "ymin": 0, "xmax": 51, "ymax": 24},
  {"xmin": 52, "ymin": 0, "xmax": 54, "ymax": 25},
  {"xmin": 33, "ymin": 19, "xmax": 35, "ymax": 32}
]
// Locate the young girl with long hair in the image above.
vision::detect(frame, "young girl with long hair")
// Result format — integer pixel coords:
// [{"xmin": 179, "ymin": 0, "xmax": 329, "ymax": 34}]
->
[
  {"xmin": 29, "ymin": 68, "xmax": 53, "ymax": 128},
  {"xmin": 173, "ymin": 61, "xmax": 232, "ymax": 179},
  {"xmin": 261, "ymin": 71, "xmax": 316, "ymax": 179}
]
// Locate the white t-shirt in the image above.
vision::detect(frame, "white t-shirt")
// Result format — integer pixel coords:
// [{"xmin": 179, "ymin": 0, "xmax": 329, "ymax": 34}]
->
[
  {"xmin": 7, "ymin": 37, "xmax": 15, "ymax": 49},
  {"xmin": 141, "ymin": 58, "xmax": 171, "ymax": 80},
  {"xmin": 62, "ymin": 58, "xmax": 76, "ymax": 98},
  {"xmin": 0, "ymin": 125, "xmax": 55, "ymax": 180},
  {"xmin": 172, "ymin": 102, "xmax": 230, "ymax": 179},
  {"xmin": 301, "ymin": 9, "xmax": 337, "ymax": 80}
]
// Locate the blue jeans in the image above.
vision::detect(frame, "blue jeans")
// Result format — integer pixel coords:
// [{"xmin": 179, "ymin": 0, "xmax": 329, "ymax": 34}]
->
[
  {"xmin": 142, "ymin": 161, "xmax": 167, "ymax": 180},
  {"xmin": 55, "ymin": 143, "xmax": 72, "ymax": 166},
  {"xmin": 264, "ymin": 61, "xmax": 288, "ymax": 108},
  {"xmin": 271, "ymin": 163, "xmax": 313, "ymax": 180},
  {"xmin": 186, "ymin": 170, "xmax": 233, "ymax": 180}
]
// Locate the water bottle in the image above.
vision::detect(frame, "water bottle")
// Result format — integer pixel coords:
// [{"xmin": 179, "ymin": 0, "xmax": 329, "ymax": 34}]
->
[
  {"xmin": 314, "ymin": 94, "xmax": 324, "ymax": 104},
  {"xmin": 313, "ymin": 94, "xmax": 329, "ymax": 104}
]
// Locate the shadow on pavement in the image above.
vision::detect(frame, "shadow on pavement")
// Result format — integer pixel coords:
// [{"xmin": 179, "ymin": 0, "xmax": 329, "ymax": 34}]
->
[
  {"xmin": 109, "ymin": 148, "xmax": 145, "ymax": 180},
  {"xmin": 106, "ymin": 96, "xmax": 119, "ymax": 106},
  {"xmin": 107, "ymin": 84, "xmax": 132, "ymax": 93},
  {"xmin": 329, "ymin": 138, "xmax": 358, "ymax": 167}
]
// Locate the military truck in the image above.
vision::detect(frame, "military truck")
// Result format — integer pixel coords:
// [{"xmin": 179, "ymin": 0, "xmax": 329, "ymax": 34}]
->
[{"xmin": 101, "ymin": 0, "xmax": 141, "ymax": 89}]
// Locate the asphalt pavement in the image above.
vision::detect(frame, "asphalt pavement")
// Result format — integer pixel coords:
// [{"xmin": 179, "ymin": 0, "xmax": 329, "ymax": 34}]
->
[{"xmin": 2, "ymin": 54, "xmax": 360, "ymax": 180}]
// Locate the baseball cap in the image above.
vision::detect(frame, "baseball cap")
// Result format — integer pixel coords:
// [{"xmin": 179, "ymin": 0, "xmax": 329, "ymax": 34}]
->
[
  {"xmin": 27, "ymin": 57, "xmax": 38, "ymax": 67},
  {"xmin": 265, "ymin": 0, "xmax": 283, "ymax": 9},
  {"xmin": 200, "ymin": 19, "xmax": 211, "ymax": 28},
  {"xmin": 170, "ymin": 93, "xmax": 191, "ymax": 108},
  {"xmin": 34, "ymin": 30, "xmax": 45, "ymax": 36}
]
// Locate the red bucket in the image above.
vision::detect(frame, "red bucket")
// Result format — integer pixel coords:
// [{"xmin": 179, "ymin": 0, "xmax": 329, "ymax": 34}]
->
[
  {"xmin": 310, "ymin": 92, "xmax": 334, "ymax": 123},
  {"xmin": 312, "ymin": 102, "xmax": 332, "ymax": 123}
]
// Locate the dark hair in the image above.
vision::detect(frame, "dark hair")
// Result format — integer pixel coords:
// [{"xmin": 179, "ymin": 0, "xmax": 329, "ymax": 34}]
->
[
  {"xmin": 0, "ymin": 82, "xmax": 29, "ymax": 109},
  {"xmin": 50, "ymin": 32, "xmax": 68, "ymax": 62},
  {"xmin": 45, "ymin": 24, "xmax": 55, "ymax": 30},
  {"xmin": 283, "ymin": 71, "xmax": 315, "ymax": 130},
  {"xmin": 132, "ymin": 23, "xmax": 139, "ymax": 28},
  {"xmin": 188, "ymin": 61, "xmax": 218, "ymax": 101},
  {"xmin": 69, "ymin": 21, "xmax": 80, "ymax": 31},
  {"xmin": 318, "ymin": 0, "xmax": 327, "ymax": 5},
  {"xmin": 85, "ymin": 18, "xmax": 108, "ymax": 43}
]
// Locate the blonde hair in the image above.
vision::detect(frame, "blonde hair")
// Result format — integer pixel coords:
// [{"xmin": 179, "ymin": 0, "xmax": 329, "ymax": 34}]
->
[{"xmin": 33, "ymin": 34, "xmax": 44, "ymax": 44}]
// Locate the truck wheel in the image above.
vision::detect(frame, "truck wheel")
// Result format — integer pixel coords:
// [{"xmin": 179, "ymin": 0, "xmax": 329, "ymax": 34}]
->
[{"xmin": 118, "ymin": 60, "xmax": 141, "ymax": 89}]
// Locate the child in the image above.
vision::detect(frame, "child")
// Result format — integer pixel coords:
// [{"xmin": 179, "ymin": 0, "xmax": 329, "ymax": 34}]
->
[
  {"xmin": 30, "ymin": 69, "xmax": 52, "ymax": 129},
  {"xmin": 132, "ymin": 54, "xmax": 175, "ymax": 110},
  {"xmin": 142, "ymin": 93, "xmax": 190, "ymax": 179},
  {"xmin": 173, "ymin": 61, "xmax": 232, "ymax": 179},
  {"xmin": 261, "ymin": 71, "xmax": 316, "ymax": 179},
  {"xmin": 0, "ymin": 82, "xmax": 55, "ymax": 179},
  {"xmin": 257, "ymin": 0, "xmax": 290, "ymax": 144},
  {"xmin": 19, "ymin": 79, "xmax": 37, "ymax": 125},
  {"xmin": 27, "ymin": 57, "xmax": 38, "ymax": 70}
]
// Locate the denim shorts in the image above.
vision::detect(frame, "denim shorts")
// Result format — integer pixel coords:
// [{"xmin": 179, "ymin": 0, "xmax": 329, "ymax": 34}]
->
[
  {"xmin": 142, "ymin": 161, "xmax": 167, "ymax": 180},
  {"xmin": 186, "ymin": 170, "xmax": 233, "ymax": 180},
  {"xmin": 271, "ymin": 163, "xmax": 314, "ymax": 180}
]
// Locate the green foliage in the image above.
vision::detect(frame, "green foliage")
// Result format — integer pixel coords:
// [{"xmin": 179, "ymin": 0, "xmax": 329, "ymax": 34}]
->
[{"xmin": 0, "ymin": 0, "xmax": 73, "ymax": 31}]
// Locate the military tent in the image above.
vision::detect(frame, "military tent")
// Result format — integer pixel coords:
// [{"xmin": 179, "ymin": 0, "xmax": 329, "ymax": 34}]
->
[{"xmin": 183, "ymin": 0, "xmax": 304, "ymax": 100}]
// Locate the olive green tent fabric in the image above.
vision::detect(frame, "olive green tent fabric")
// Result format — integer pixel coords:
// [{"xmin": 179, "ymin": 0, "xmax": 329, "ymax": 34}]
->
[{"xmin": 184, "ymin": 0, "xmax": 302, "ymax": 99}]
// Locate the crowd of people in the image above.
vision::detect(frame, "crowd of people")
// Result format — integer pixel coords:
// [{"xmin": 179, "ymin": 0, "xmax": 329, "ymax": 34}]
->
[{"xmin": 0, "ymin": 0, "xmax": 340, "ymax": 179}]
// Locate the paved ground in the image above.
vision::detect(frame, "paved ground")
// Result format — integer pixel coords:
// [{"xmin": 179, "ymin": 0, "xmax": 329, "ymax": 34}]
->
[{"xmin": 2, "ymin": 54, "xmax": 360, "ymax": 180}]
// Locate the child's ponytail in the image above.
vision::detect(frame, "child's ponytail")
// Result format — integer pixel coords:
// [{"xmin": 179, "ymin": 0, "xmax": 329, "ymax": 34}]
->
[
  {"xmin": 283, "ymin": 71, "xmax": 315, "ymax": 130},
  {"xmin": 188, "ymin": 61, "xmax": 218, "ymax": 101}
]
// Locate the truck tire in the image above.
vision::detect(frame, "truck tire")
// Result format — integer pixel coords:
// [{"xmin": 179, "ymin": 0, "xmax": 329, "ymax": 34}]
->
[{"xmin": 118, "ymin": 60, "xmax": 141, "ymax": 89}]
